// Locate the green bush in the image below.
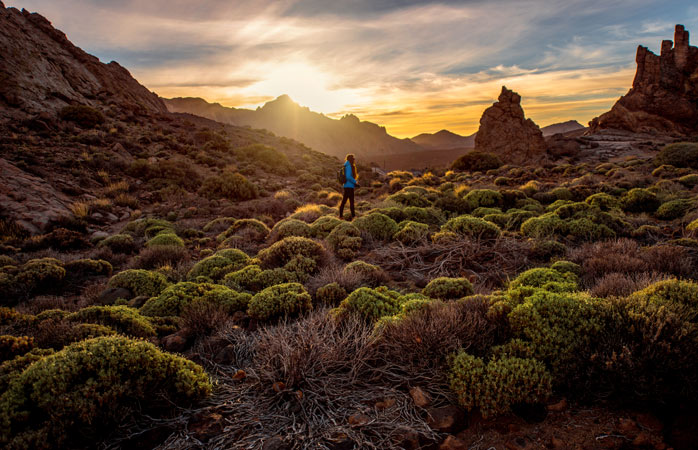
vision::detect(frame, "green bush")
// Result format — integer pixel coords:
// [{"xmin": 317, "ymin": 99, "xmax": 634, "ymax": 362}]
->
[
  {"xmin": 247, "ymin": 283, "xmax": 312, "ymax": 321},
  {"xmin": 567, "ymin": 217, "xmax": 615, "ymax": 241},
  {"xmin": 442, "ymin": 215, "xmax": 501, "ymax": 239},
  {"xmin": 140, "ymin": 282, "xmax": 250, "ymax": 317},
  {"xmin": 64, "ymin": 259, "xmax": 113, "ymax": 278},
  {"xmin": 509, "ymin": 267, "xmax": 578, "ymax": 291},
  {"xmin": 451, "ymin": 151, "xmax": 503, "ymax": 172},
  {"xmin": 353, "ymin": 212, "xmax": 399, "ymax": 241},
  {"xmin": 629, "ymin": 278, "xmax": 698, "ymax": 311},
  {"xmin": 98, "ymin": 234, "xmax": 136, "ymax": 254},
  {"xmin": 107, "ymin": 269, "xmax": 169, "ymax": 298},
  {"xmin": 15, "ymin": 258, "xmax": 66, "ymax": 294},
  {"xmin": 270, "ymin": 219, "xmax": 312, "ymax": 241},
  {"xmin": 217, "ymin": 219, "xmax": 270, "ymax": 243},
  {"xmin": 520, "ymin": 213, "xmax": 567, "ymax": 238},
  {"xmin": 0, "ymin": 348, "xmax": 54, "ymax": 393},
  {"xmin": 202, "ymin": 217, "xmax": 236, "ymax": 233},
  {"xmin": 422, "ymin": 277, "xmax": 474, "ymax": 300},
  {"xmin": 549, "ymin": 260, "xmax": 582, "ymax": 277},
  {"xmin": 146, "ymin": 233, "xmax": 184, "ymax": 247},
  {"xmin": 654, "ymin": 142, "xmax": 698, "ymax": 169},
  {"xmin": 257, "ymin": 237, "xmax": 323, "ymax": 270},
  {"xmin": 449, "ymin": 351, "xmax": 551, "ymax": 418},
  {"xmin": 199, "ymin": 172, "xmax": 257, "ymax": 201},
  {"xmin": 387, "ymin": 191, "xmax": 431, "ymax": 207},
  {"xmin": 68, "ymin": 305, "xmax": 156, "ymax": 337},
  {"xmin": 326, "ymin": 222, "xmax": 362, "ymax": 259},
  {"xmin": 655, "ymin": 199, "xmax": 693, "ymax": 220},
  {"xmin": 58, "ymin": 105, "xmax": 104, "ymax": 128},
  {"xmin": 393, "ymin": 221, "xmax": 430, "ymax": 245},
  {"xmin": 0, "ymin": 336, "xmax": 211, "ymax": 449},
  {"xmin": 0, "ymin": 336, "xmax": 34, "ymax": 363},
  {"xmin": 621, "ymin": 188, "xmax": 661, "ymax": 213},
  {"xmin": 315, "ymin": 282, "xmax": 347, "ymax": 306},
  {"xmin": 585, "ymin": 193, "xmax": 619, "ymax": 210},
  {"xmin": 343, "ymin": 261, "xmax": 384, "ymax": 286},
  {"xmin": 187, "ymin": 249, "xmax": 249, "ymax": 281},
  {"xmin": 309, "ymin": 215, "xmax": 342, "ymax": 238},
  {"xmin": 122, "ymin": 218, "xmax": 174, "ymax": 237},
  {"xmin": 463, "ymin": 189, "xmax": 503, "ymax": 210},
  {"xmin": 678, "ymin": 174, "xmax": 698, "ymax": 187},
  {"xmin": 333, "ymin": 286, "xmax": 402, "ymax": 322}
]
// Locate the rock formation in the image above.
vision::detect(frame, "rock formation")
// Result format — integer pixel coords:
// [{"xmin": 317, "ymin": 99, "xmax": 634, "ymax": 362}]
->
[
  {"xmin": 590, "ymin": 25, "xmax": 698, "ymax": 135},
  {"xmin": 474, "ymin": 86, "xmax": 547, "ymax": 163},
  {"xmin": 0, "ymin": 1, "xmax": 166, "ymax": 121}
]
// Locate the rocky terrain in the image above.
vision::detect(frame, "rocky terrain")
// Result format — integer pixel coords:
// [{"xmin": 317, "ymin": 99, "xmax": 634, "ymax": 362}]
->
[
  {"xmin": 590, "ymin": 25, "xmax": 698, "ymax": 135},
  {"xmin": 1, "ymin": 3, "xmax": 698, "ymax": 450}
]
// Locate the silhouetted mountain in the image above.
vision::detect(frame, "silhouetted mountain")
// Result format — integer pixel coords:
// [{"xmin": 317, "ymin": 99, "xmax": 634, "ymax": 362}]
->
[
  {"xmin": 164, "ymin": 96, "xmax": 424, "ymax": 160},
  {"xmin": 411, "ymin": 129, "xmax": 476, "ymax": 150},
  {"xmin": 0, "ymin": 1, "xmax": 166, "ymax": 121},
  {"xmin": 540, "ymin": 120, "xmax": 585, "ymax": 136}
]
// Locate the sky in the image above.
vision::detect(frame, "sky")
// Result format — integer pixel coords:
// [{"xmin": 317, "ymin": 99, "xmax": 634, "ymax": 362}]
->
[{"xmin": 7, "ymin": 0, "xmax": 698, "ymax": 137}]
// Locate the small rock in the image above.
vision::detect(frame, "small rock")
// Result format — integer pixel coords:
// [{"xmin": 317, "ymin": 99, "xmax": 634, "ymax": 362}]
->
[
  {"xmin": 375, "ymin": 397, "xmax": 396, "ymax": 410},
  {"xmin": 91, "ymin": 212, "xmax": 104, "ymax": 220},
  {"xmin": 546, "ymin": 398, "xmax": 568, "ymax": 412},
  {"xmin": 97, "ymin": 287, "xmax": 132, "ymax": 304},
  {"xmin": 232, "ymin": 369, "xmax": 246, "ymax": 380},
  {"xmin": 214, "ymin": 345, "xmax": 237, "ymax": 365},
  {"xmin": 440, "ymin": 435, "xmax": 468, "ymax": 450},
  {"xmin": 161, "ymin": 331, "xmax": 188, "ymax": 352},
  {"xmin": 129, "ymin": 295, "xmax": 149, "ymax": 308},
  {"xmin": 106, "ymin": 213, "xmax": 118, "ymax": 221},
  {"xmin": 262, "ymin": 436, "xmax": 290, "ymax": 450},
  {"xmin": 409, "ymin": 386, "xmax": 431, "ymax": 408},
  {"xmin": 272, "ymin": 381, "xmax": 286, "ymax": 392},
  {"xmin": 427, "ymin": 405, "xmax": 467, "ymax": 433},
  {"xmin": 91, "ymin": 230, "xmax": 109, "ymax": 240}
]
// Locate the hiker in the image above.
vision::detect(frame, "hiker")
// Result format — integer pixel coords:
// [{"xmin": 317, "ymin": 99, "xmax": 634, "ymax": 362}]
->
[{"xmin": 339, "ymin": 153, "xmax": 359, "ymax": 220}]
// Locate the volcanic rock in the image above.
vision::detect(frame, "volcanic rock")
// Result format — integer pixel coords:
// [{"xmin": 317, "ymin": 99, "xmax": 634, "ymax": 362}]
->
[
  {"xmin": 474, "ymin": 86, "xmax": 547, "ymax": 164},
  {"xmin": 0, "ymin": 3, "xmax": 166, "ymax": 121},
  {"xmin": 590, "ymin": 25, "xmax": 698, "ymax": 135}
]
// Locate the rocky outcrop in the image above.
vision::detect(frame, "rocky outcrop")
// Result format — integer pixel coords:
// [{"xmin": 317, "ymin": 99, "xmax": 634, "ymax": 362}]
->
[
  {"xmin": 474, "ymin": 86, "xmax": 547, "ymax": 163},
  {"xmin": 0, "ymin": 2, "xmax": 166, "ymax": 121},
  {"xmin": 590, "ymin": 25, "xmax": 698, "ymax": 135}
]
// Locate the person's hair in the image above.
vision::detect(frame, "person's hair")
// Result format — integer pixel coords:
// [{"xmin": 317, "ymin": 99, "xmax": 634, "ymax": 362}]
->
[{"xmin": 345, "ymin": 154, "xmax": 357, "ymax": 180}]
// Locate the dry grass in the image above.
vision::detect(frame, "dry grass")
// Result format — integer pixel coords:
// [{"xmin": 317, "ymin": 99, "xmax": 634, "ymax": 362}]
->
[
  {"xmin": 180, "ymin": 302, "xmax": 233, "ymax": 339},
  {"xmin": 590, "ymin": 272, "xmax": 669, "ymax": 298},
  {"xmin": 134, "ymin": 246, "xmax": 189, "ymax": 270}
]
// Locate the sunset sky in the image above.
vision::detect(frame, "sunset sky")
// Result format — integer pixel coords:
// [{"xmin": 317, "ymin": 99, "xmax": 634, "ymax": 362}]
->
[{"xmin": 8, "ymin": 0, "xmax": 698, "ymax": 137}]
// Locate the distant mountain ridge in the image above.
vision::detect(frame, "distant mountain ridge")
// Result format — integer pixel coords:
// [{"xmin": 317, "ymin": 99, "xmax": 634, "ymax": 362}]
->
[
  {"xmin": 411, "ymin": 129, "xmax": 476, "ymax": 149},
  {"xmin": 540, "ymin": 120, "xmax": 585, "ymax": 136},
  {"xmin": 164, "ymin": 95, "xmax": 423, "ymax": 161}
]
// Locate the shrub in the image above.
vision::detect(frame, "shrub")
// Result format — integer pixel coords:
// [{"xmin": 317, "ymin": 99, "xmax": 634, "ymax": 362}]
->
[
  {"xmin": 449, "ymin": 351, "xmax": 552, "ymax": 418},
  {"xmin": 629, "ymin": 278, "xmax": 698, "ymax": 310},
  {"xmin": 64, "ymin": 259, "xmax": 113, "ymax": 278},
  {"xmin": 270, "ymin": 219, "xmax": 312, "ymax": 241},
  {"xmin": 187, "ymin": 249, "xmax": 248, "ymax": 281},
  {"xmin": 58, "ymin": 105, "xmax": 104, "ymax": 128},
  {"xmin": 218, "ymin": 219, "xmax": 270, "ymax": 242},
  {"xmin": 333, "ymin": 286, "xmax": 402, "ymax": 322},
  {"xmin": 0, "ymin": 336, "xmax": 34, "ymax": 363},
  {"xmin": 509, "ymin": 267, "xmax": 578, "ymax": 291},
  {"xmin": 451, "ymin": 151, "xmax": 503, "ymax": 172},
  {"xmin": 520, "ymin": 213, "xmax": 567, "ymax": 238},
  {"xmin": 0, "ymin": 348, "xmax": 54, "ymax": 393},
  {"xmin": 567, "ymin": 217, "xmax": 615, "ymax": 241},
  {"xmin": 68, "ymin": 305, "xmax": 156, "ymax": 337},
  {"xmin": 136, "ymin": 245, "xmax": 189, "ymax": 269},
  {"xmin": 343, "ymin": 261, "xmax": 384, "ymax": 286},
  {"xmin": 442, "ymin": 215, "xmax": 501, "ymax": 239},
  {"xmin": 247, "ymin": 283, "xmax": 312, "ymax": 321},
  {"xmin": 309, "ymin": 215, "xmax": 342, "ymax": 238},
  {"xmin": 549, "ymin": 260, "xmax": 582, "ymax": 277},
  {"xmin": 463, "ymin": 189, "xmax": 503, "ymax": 210},
  {"xmin": 257, "ymin": 237, "xmax": 323, "ymax": 271},
  {"xmin": 585, "ymin": 193, "xmax": 619, "ymax": 210},
  {"xmin": 140, "ymin": 282, "xmax": 250, "ymax": 317},
  {"xmin": 0, "ymin": 336, "xmax": 211, "ymax": 449},
  {"xmin": 387, "ymin": 191, "xmax": 431, "ymax": 207},
  {"xmin": 422, "ymin": 277, "xmax": 473, "ymax": 300},
  {"xmin": 431, "ymin": 230, "xmax": 460, "ymax": 245},
  {"xmin": 122, "ymin": 218, "xmax": 174, "ymax": 237},
  {"xmin": 146, "ymin": 233, "xmax": 184, "ymax": 247},
  {"xmin": 508, "ymin": 290, "xmax": 602, "ymax": 378},
  {"xmin": 315, "ymin": 282, "xmax": 347, "ymax": 306},
  {"xmin": 107, "ymin": 269, "xmax": 169, "ymax": 298},
  {"xmin": 199, "ymin": 172, "xmax": 257, "ymax": 201},
  {"xmin": 655, "ymin": 199, "xmax": 693, "ymax": 220},
  {"xmin": 393, "ymin": 221, "xmax": 429, "ymax": 245},
  {"xmin": 353, "ymin": 213, "xmax": 399, "ymax": 241},
  {"xmin": 621, "ymin": 188, "xmax": 661, "ymax": 213},
  {"xmin": 289, "ymin": 204, "xmax": 336, "ymax": 223},
  {"xmin": 203, "ymin": 217, "xmax": 236, "ymax": 233},
  {"xmin": 326, "ymin": 222, "xmax": 362, "ymax": 259},
  {"xmin": 678, "ymin": 174, "xmax": 698, "ymax": 187},
  {"xmin": 654, "ymin": 142, "xmax": 698, "ymax": 169}
]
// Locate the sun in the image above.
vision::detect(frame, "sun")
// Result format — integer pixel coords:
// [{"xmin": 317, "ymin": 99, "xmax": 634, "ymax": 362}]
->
[{"xmin": 246, "ymin": 62, "xmax": 359, "ymax": 113}]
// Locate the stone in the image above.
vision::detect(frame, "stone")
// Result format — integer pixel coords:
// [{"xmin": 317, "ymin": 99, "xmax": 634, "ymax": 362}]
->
[
  {"xmin": 409, "ymin": 386, "xmax": 431, "ymax": 408},
  {"xmin": 97, "ymin": 287, "xmax": 132, "ymax": 305},
  {"xmin": 262, "ymin": 436, "xmax": 290, "ymax": 450},
  {"xmin": 188, "ymin": 410, "xmax": 224, "ymax": 441},
  {"xmin": 474, "ymin": 86, "xmax": 547, "ymax": 164},
  {"xmin": 546, "ymin": 398, "xmax": 568, "ymax": 412},
  {"xmin": 348, "ymin": 413, "xmax": 370, "ymax": 427},
  {"xmin": 375, "ymin": 397, "xmax": 396, "ymax": 410},
  {"xmin": 440, "ymin": 435, "xmax": 469, "ymax": 450},
  {"xmin": 214, "ymin": 344, "xmax": 237, "ymax": 365},
  {"xmin": 161, "ymin": 331, "xmax": 188, "ymax": 353},
  {"xmin": 590, "ymin": 25, "xmax": 698, "ymax": 135},
  {"xmin": 129, "ymin": 295, "xmax": 149, "ymax": 308},
  {"xmin": 426, "ymin": 405, "xmax": 467, "ymax": 433}
]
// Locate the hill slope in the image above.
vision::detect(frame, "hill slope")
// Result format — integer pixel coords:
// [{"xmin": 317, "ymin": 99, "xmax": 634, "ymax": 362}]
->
[
  {"xmin": 410, "ymin": 129, "xmax": 476, "ymax": 150},
  {"xmin": 164, "ymin": 95, "xmax": 424, "ymax": 161}
]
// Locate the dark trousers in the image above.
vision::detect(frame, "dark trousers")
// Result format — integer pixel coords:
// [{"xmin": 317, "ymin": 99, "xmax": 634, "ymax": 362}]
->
[{"xmin": 339, "ymin": 187, "xmax": 355, "ymax": 219}]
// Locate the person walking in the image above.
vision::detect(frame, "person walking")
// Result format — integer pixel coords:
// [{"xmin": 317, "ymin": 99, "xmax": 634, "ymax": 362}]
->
[{"xmin": 339, "ymin": 154, "xmax": 359, "ymax": 220}]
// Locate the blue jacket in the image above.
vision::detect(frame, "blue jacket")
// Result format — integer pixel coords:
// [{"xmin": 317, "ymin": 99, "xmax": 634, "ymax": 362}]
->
[{"xmin": 343, "ymin": 160, "xmax": 357, "ymax": 188}]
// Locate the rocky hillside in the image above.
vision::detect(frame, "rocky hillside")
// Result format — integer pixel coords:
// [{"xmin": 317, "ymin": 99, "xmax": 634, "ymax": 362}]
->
[
  {"xmin": 590, "ymin": 25, "xmax": 698, "ymax": 135},
  {"xmin": 164, "ymin": 95, "xmax": 424, "ymax": 163},
  {"xmin": 0, "ymin": 2, "xmax": 165, "ymax": 121}
]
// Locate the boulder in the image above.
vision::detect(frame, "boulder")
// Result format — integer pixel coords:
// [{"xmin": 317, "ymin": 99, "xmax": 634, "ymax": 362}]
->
[
  {"xmin": 474, "ymin": 86, "xmax": 547, "ymax": 164},
  {"xmin": 590, "ymin": 25, "xmax": 698, "ymax": 135}
]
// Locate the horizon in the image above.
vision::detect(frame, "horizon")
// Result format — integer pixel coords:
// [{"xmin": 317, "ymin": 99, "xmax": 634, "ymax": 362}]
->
[{"xmin": 6, "ymin": 0, "xmax": 698, "ymax": 138}]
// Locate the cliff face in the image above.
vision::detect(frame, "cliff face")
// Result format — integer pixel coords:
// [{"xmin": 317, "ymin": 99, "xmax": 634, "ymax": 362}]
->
[
  {"xmin": 590, "ymin": 25, "xmax": 698, "ymax": 134},
  {"xmin": 0, "ymin": 1, "xmax": 166, "ymax": 121},
  {"xmin": 474, "ymin": 86, "xmax": 546, "ymax": 163}
]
